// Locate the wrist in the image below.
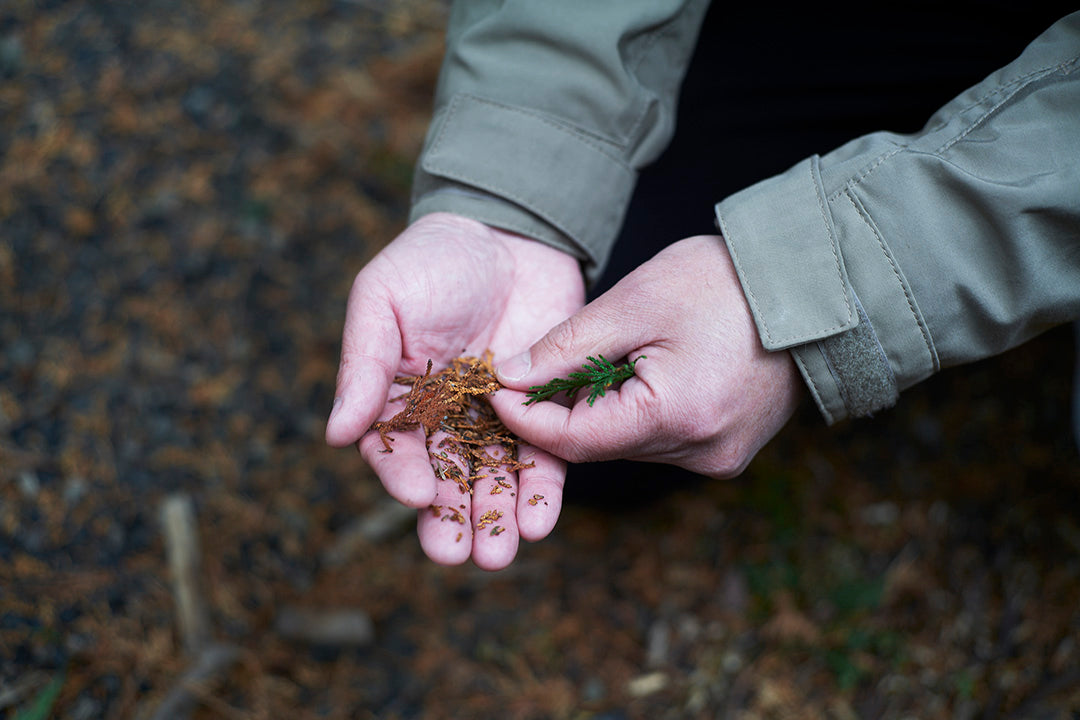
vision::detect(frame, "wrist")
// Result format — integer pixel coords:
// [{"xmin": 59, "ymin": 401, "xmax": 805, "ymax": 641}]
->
[
  {"xmin": 410, "ymin": 189, "xmax": 592, "ymax": 275},
  {"xmin": 413, "ymin": 212, "xmax": 585, "ymax": 286}
]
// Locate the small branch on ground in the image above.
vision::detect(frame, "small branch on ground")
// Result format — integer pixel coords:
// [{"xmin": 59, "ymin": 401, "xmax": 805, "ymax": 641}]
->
[
  {"xmin": 145, "ymin": 643, "xmax": 242, "ymax": 720},
  {"xmin": 161, "ymin": 493, "xmax": 211, "ymax": 655}
]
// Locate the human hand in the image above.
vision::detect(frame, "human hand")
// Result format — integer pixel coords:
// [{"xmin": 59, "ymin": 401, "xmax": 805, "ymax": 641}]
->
[
  {"xmin": 325, "ymin": 213, "xmax": 585, "ymax": 569},
  {"xmin": 490, "ymin": 235, "xmax": 803, "ymax": 478}
]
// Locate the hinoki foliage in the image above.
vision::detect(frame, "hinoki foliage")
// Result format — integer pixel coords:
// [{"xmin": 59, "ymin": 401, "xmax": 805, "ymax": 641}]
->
[
  {"xmin": 368, "ymin": 352, "xmax": 644, "ymax": 499},
  {"xmin": 524, "ymin": 354, "xmax": 645, "ymax": 407}
]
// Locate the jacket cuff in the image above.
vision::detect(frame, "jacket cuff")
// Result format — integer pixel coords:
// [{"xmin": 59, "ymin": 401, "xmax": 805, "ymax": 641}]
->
[
  {"xmin": 412, "ymin": 93, "xmax": 637, "ymax": 281},
  {"xmin": 409, "ymin": 183, "xmax": 589, "ymax": 269},
  {"xmin": 715, "ymin": 156, "xmax": 901, "ymax": 423}
]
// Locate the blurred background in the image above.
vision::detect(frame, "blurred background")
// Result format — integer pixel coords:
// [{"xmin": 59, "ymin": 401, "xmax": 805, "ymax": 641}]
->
[{"xmin": 1, "ymin": 1, "xmax": 1078, "ymax": 718}]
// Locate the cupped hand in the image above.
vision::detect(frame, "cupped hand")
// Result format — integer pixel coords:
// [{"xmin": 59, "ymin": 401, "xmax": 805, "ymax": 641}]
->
[
  {"xmin": 326, "ymin": 213, "xmax": 585, "ymax": 569},
  {"xmin": 490, "ymin": 235, "xmax": 803, "ymax": 479}
]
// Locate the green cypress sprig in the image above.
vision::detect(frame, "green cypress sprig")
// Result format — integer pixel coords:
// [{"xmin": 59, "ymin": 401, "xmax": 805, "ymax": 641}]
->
[{"xmin": 523, "ymin": 354, "xmax": 645, "ymax": 407}]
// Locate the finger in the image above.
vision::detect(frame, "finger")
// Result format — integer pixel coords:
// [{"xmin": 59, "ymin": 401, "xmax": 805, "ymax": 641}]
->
[
  {"xmin": 494, "ymin": 287, "xmax": 653, "ymax": 393},
  {"xmin": 490, "ymin": 378, "xmax": 665, "ymax": 464},
  {"xmin": 514, "ymin": 445, "xmax": 565, "ymax": 542},
  {"xmin": 358, "ymin": 425, "xmax": 438, "ymax": 508},
  {"xmin": 469, "ymin": 460, "xmax": 521, "ymax": 571},
  {"xmin": 416, "ymin": 456, "xmax": 474, "ymax": 566},
  {"xmin": 326, "ymin": 273, "xmax": 403, "ymax": 447}
]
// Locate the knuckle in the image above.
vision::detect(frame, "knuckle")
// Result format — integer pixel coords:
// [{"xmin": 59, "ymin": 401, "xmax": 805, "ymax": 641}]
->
[
  {"xmin": 556, "ymin": 423, "xmax": 610, "ymax": 464},
  {"xmin": 704, "ymin": 441, "xmax": 753, "ymax": 479},
  {"xmin": 638, "ymin": 394, "xmax": 672, "ymax": 441},
  {"xmin": 334, "ymin": 347, "xmax": 360, "ymax": 383},
  {"xmin": 558, "ymin": 441, "xmax": 590, "ymax": 464},
  {"xmin": 645, "ymin": 385, "xmax": 751, "ymax": 478},
  {"xmin": 638, "ymin": 381, "xmax": 705, "ymax": 445},
  {"xmin": 538, "ymin": 316, "xmax": 584, "ymax": 361}
]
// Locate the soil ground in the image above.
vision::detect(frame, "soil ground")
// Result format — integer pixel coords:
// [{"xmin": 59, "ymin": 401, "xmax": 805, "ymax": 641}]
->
[{"xmin": 2, "ymin": 2, "xmax": 1079, "ymax": 718}]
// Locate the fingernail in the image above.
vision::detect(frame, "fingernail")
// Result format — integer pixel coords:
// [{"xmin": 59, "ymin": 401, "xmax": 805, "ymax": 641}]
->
[
  {"xmin": 497, "ymin": 351, "xmax": 531, "ymax": 382},
  {"xmin": 327, "ymin": 397, "xmax": 343, "ymax": 427}
]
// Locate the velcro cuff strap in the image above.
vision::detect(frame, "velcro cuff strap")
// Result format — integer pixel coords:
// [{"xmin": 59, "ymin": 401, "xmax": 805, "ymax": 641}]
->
[
  {"xmin": 715, "ymin": 156, "xmax": 856, "ymax": 350},
  {"xmin": 421, "ymin": 93, "xmax": 636, "ymax": 266},
  {"xmin": 820, "ymin": 295, "xmax": 899, "ymax": 418}
]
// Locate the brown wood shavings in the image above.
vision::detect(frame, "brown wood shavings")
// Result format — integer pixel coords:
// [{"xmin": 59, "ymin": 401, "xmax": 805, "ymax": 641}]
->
[
  {"xmin": 476, "ymin": 509, "xmax": 503, "ymax": 531},
  {"xmin": 441, "ymin": 507, "xmax": 465, "ymax": 525},
  {"xmin": 490, "ymin": 476, "xmax": 513, "ymax": 495},
  {"xmin": 370, "ymin": 353, "xmax": 533, "ymax": 494}
]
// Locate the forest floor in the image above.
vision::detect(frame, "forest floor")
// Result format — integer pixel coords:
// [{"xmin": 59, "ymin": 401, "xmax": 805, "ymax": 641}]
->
[{"xmin": 2, "ymin": 1, "xmax": 1079, "ymax": 718}]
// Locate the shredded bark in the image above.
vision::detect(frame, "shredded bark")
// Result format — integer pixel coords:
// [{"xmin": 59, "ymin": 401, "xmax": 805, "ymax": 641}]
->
[{"xmin": 370, "ymin": 352, "xmax": 533, "ymax": 493}]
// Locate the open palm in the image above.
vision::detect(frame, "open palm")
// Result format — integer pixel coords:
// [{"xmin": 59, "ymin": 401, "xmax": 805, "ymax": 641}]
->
[{"xmin": 326, "ymin": 213, "xmax": 585, "ymax": 569}]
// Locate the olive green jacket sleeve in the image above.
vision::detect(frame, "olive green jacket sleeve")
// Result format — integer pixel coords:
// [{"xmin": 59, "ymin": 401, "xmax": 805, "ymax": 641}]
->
[
  {"xmin": 409, "ymin": 0, "xmax": 710, "ymax": 279},
  {"xmin": 715, "ymin": 12, "xmax": 1080, "ymax": 422},
  {"xmin": 411, "ymin": 6, "xmax": 1080, "ymax": 425}
]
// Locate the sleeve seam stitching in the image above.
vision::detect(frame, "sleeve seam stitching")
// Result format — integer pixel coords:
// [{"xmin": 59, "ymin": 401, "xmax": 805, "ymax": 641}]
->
[
  {"xmin": 437, "ymin": 93, "xmax": 628, "ymax": 157},
  {"xmin": 424, "ymin": 94, "xmax": 633, "ymax": 252},
  {"xmin": 826, "ymin": 54, "xmax": 1080, "ymax": 202},
  {"xmin": 841, "ymin": 189, "xmax": 940, "ymax": 373},
  {"xmin": 811, "ymin": 157, "xmax": 856, "ymax": 333},
  {"xmin": 936, "ymin": 54, "xmax": 1080, "ymax": 155}
]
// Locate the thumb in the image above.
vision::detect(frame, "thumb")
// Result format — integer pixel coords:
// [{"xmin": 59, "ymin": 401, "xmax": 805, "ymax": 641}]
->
[
  {"xmin": 495, "ymin": 294, "xmax": 645, "ymax": 392},
  {"xmin": 325, "ymin": 276, "xmax": 402, "ymax": 447}
]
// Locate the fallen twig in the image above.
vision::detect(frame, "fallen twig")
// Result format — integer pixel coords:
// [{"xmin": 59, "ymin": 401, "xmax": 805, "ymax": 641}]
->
[
  {"xmin": 161, "ymin": 494, "xmax": 211, "ymax": 655},
  {"xmin": 145, "ymin": 643, "xmax": 241, "ymax": 720}
]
